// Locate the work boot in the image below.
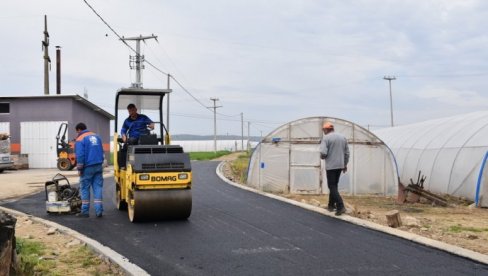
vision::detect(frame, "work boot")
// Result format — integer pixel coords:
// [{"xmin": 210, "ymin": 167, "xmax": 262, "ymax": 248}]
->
[
  {"xmin": 335, "ymin": 208, "xmax": 346, "ymax": 216},
  {"xmin": 326, "ymin": 206, "xmax": 335, "ymax": 212},
  {"xmin": 96, "ymin": 213, "xmax": 103, "ymax": 218},
  {"xmin": 76, "ymin": 213, "xmax": 89, "ymax": 218}
]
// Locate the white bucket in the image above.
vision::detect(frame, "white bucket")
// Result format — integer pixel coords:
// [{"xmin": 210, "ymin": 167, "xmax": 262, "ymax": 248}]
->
[{"xmin": 48, "ymin": 191, "xmax": 58, "ymax": 202}]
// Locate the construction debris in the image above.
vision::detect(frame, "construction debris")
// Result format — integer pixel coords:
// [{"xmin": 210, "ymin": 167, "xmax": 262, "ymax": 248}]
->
[{"xmin": 400, "ymin": 171, "xmax": 448, "ymax": 207}]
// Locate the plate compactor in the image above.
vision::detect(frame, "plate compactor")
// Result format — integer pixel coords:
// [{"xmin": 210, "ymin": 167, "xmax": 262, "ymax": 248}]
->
[{"xmin": 45, "ymin": 173, "xmax": 81, "ymax": 214}]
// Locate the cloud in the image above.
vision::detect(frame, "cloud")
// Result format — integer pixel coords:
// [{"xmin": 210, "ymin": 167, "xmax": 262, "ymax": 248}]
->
[
  {"xmin": 416, "ymin": 87, "xmax": 488, "ymax": 107},
  {"xmin": 2, "ymin": 0, "xmax": 488, "ymax": 135}
]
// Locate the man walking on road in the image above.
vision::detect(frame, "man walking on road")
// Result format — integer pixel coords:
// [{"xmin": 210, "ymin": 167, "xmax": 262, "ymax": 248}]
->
[
  {"xmin": 75, "ymin": 123, "xmax": 104, "ymax": 218},
  {"xmin": 320, "ymin": 122, "xmax": 349, "ymax": 216}
]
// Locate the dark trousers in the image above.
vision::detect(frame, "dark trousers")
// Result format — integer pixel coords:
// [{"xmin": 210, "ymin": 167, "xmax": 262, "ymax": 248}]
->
[{"xmin": 326, "ymin": 169, "xmax": 344, "ymax": 209}]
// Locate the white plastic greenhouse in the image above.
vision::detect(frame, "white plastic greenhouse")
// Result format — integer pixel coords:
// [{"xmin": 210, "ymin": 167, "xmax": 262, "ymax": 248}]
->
[
  {"xmin": 374, "ymin": 111, "xmax": 488, "ymax": 207},
  {"xmin": 247, "ymin": 117, "xmax": 399, "ymax": 196}
]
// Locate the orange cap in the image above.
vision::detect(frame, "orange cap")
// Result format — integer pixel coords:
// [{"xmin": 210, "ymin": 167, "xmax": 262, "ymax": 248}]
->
[{"xmin": 323, "ymin": 122, "xmax": 334, "ymax": 129}]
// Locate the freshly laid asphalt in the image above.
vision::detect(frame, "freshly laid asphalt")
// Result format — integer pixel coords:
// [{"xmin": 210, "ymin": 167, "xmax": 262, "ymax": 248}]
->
[{"xmin": 3, "ymin": 161, "xmax": 488, "ymax": 275}]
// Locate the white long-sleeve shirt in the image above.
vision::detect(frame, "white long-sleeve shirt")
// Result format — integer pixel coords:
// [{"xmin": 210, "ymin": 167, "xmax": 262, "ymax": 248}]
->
[{"xmin": 319, "ymin": 132, "xmax": 350, "ymax": 170}]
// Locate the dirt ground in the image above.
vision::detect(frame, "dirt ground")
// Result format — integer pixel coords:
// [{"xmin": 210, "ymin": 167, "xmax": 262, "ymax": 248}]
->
[
  {"xmin": 14, "ymin": 215, "xmax": 125, "ymax": 275},
  {"xmin": 221, "ymin": 160, "xmax": 488, "ymax": 256}
]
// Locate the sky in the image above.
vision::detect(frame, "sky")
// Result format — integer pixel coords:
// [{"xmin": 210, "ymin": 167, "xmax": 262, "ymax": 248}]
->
[{"xmin": 2, "ymin": 0, "xmax": 488, "ymax": 136}]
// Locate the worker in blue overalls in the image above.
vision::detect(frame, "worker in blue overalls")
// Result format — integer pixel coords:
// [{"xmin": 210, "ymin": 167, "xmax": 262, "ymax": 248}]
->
[
  {"xmin": 121, "ymin": 103, "xmax": 155, "ymax": 144},
  {"xmin": 118, "ymin": 103, "xmax": 154, "ymax": 168},
  {"xmin": 75, "ymin": 122, "xmax": 104, "ymax": 218}
]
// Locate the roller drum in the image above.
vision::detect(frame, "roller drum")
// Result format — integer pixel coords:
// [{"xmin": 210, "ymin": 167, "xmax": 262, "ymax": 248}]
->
[{"xmin": 129, "ymin": 189, "xmax": 192, "ymax": 222}]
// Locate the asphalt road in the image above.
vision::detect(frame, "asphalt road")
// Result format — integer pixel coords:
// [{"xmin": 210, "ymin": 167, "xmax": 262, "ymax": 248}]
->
[{"xmin": 3, "ymin": 161, "xmax": 488, "ymax": 275}]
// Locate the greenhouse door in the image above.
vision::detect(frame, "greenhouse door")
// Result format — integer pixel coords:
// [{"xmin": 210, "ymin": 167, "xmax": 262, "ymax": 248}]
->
[{"xmin": 289, "ymin": 144, "xmax": 321, "ymax": 194}]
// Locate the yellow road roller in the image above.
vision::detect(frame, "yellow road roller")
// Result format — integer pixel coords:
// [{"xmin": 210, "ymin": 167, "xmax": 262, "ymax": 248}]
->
[{"xmin": 113, "ymin": 88, "xmax": 192, "ymax": 222}]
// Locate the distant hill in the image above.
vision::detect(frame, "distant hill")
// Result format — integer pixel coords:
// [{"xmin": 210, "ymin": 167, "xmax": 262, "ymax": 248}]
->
[
  {"xmin": 172, "ymin": 134, "xmax": 261, "ymax": 142},
  {"xmin": 109, "ymin": 134, "xmax": 262, "ymax": 142}
]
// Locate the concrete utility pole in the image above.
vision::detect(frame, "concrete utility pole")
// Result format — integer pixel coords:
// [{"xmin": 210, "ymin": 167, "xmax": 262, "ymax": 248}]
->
[
  {"xmin": 42, "ymin": 15, "xmax": 50, "ymax": 95},
  {"xmin": 121, "ymin": 34, "xmax": 158, "ymax": 88},
  {"xmin": 166, "ymin": 74, "xmax": 171, "ymax": 143},
  {"xmin": 241, "ymin": 113, "xmax": 244, "ymax": 151},
  {"xmin": 247, "ymin": 121, "xmax": 251, "ymax": 153},
  {"xmin": 383, "ymin": 76, "xmax": 396, "ymax": 127},
  {"xmin": 209, "ymin": 98, "xmax": 222, "ymax": 154}
]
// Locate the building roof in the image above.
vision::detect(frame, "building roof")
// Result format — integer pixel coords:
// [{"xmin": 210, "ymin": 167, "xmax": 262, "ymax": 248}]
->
[{"xmin": 0, "ymin": 94, "xmax": 114, "ymax": 119}]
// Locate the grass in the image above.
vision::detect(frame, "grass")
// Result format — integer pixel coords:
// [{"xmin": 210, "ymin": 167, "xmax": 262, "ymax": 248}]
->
[
  {"xmin": 229, "ymin": 153, "xmax": 250, "ymax": 183},
  {"xmin": 66, "ymin": 246, "xmax": 101, "ymax": 268},
  {"xmin": 16, "ymin": 238, "xmax": 55, "ymax": 275},
  {"xmin": 448, "ymin": 224, "xmax": 488, "ymax": 233},
  {"xmin": 189, "ymin": 151, "xmax": 232, "ymax": 160},
  {"xmin": 110, "ymin": 151, "xmax": 232, "ymax": 163},
  {"xmin": 16, "ymin": 237, "xmax": 120, "ymax": 275}
]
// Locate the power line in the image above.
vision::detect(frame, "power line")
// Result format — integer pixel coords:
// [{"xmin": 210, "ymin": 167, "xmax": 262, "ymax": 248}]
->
[
  {"xmin": 169, "ymin": 76, "xmax": 210, "ymax": 110},
  {"xmin": 216, "ymin": 111, "xmax": 241, "ymax": 117},
  {"xmin": 82, "ymin": 0, "xmax": 136, "ymax": 53},
  {"xmin": 82, "ymin": 0, "xmax": 207, "ymax": 111},
  {"xmin": 82, "ymin": 0, "xmax": 271, "ymax": 123}
]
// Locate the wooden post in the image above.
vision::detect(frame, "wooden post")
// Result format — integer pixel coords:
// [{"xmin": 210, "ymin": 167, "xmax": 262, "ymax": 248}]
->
[
  {"xmin": 386, "ymin": 210, "xmax": 402, "ymax": 228},
  {"xmin": 397, "ymin": 183, "xmax": 407, "ymax": 204},
  {"xmin": 0, "ymin": 211, "xmax": 17, "ymax": 275}
]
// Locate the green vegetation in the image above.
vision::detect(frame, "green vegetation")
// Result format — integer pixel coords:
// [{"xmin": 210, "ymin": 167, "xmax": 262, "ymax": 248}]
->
[
  {"xmin": 189, "ymin": 151, "xmax": 231, "ymax": 160},
  {"xmin": 229, "ymin": 153, "xmax": 250, "ymax": 183},
  {"xmin": 67, "ymin": 246, "xmax": 101, "ymax": 268},
  {"xmin": 16, "ymin": 237, "xmax": 119, "ymax": 275},
  {"xmin": 110, "ymin": 149, "xmax": 235, "ymax": 163},
  {"xmin": 448, "ymin": 224, "xmax": 488, "ymax": 233},
  {"xmin": 16, "ymin": 238, "xmax": 55, "ymax": 275}
]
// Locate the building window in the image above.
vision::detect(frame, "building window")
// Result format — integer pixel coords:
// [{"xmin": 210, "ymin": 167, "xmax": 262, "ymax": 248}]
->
[{"xmin": 0, "ymin": 103, "xmax": 9, "ymax": 114}]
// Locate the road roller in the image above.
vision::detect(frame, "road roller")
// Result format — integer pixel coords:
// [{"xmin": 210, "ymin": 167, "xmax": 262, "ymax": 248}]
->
[
  {"xmin": 113, "ymin": 88, "xmax": 192, "ymax": 222},
  {"xmin": 56, "ymin": 123, "xmax": 77, "ymax": 171}
]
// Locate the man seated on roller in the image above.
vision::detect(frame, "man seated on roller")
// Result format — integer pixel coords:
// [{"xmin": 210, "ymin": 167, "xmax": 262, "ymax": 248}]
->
[
  {"xmin": 118, "ymin": 104, "xmax": 154, "ymax": 169},
  {"xmin": 121, "ymin": 103, "xmax": 155, "ymax": 145}
]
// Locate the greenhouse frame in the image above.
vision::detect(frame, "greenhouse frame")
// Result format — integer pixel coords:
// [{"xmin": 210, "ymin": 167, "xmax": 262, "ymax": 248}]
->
[
  {"xmin": 374, "ymin": 111, "xmax": 488, "ymax": 207},
  {"xmin": 247, "ymin": 117, "xmax": 399, "ymax": 196}
]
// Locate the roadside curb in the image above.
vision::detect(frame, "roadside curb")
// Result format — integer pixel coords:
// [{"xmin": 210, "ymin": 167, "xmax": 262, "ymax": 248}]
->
[
  {"xmin": 0, "ymin": 206, "xmax": 149, "ymax": 276},
  {"xmin": 216, "ymin": 161, "xmax": 488, "ymax": 265}
]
